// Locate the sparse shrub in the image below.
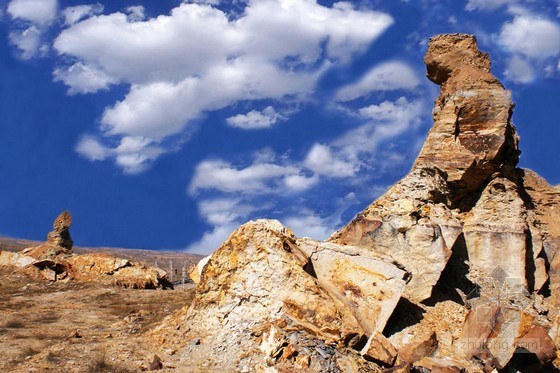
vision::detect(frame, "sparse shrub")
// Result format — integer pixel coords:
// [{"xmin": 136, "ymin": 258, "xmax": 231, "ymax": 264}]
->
[
  {"xmin": 18, "ymin": 346, "xmax": 38, "ymax": 359},
  {"xmin": 4, "ymin": 319, "xmax": 24, "ymax": 328},
  {"xmin": 45, "ymin": 351, "xmax": 61, "ymax": 364},
  {"xmin": 86, "ymin": 351, "xmax": 130, "ymax": 373}
]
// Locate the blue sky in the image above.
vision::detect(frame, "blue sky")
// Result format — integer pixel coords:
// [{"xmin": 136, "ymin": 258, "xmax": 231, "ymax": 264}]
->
[{"xmin": 1, "ymin": 0, "xmax": 559, "ymax": 254}]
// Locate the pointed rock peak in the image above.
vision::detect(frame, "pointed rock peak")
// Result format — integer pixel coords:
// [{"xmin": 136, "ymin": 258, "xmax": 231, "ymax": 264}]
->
[
  {"xmin": 48, "ymin": 210, "xmax": 73, "ymax": 251},
  {"xmin": 424, "ymin": 34, "xmax": 492, "ymax": 86},
  {"xmin": 415, "ymin": 33, "xmax": 520, "ymax": 197},
  {"xmin": 53, "ymin": 210, "xmax": 72, "ymax": 232}
]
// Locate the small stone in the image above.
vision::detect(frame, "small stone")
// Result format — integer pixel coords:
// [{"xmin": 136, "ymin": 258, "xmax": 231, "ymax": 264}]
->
[
  {"xmin": 398, "ymin": 332, "xmax": 437, "ymax": 364},
  {"xmin": 361, "ymin": 332, "xmax": 397, "ymax": 366},
  {"xmin": 149, "ymin": 355, "xmax": 163, "ymax": 371},
  {"xmin": 516, "ymin": 325, "xmax": 557, "ymax": 362}
]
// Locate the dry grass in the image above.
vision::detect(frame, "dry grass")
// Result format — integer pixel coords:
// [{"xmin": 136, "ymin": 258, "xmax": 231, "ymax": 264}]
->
[
  {"xmin": 18, "ymin": 346, "xmax": 39, "ymax": 359},
  {"xmin": 86, "ymin": 352, "xmax": 131, "ymax": 373},
  {"xmin": 45, "ymin": 351, "xmax": 61, "ymax": 364}
]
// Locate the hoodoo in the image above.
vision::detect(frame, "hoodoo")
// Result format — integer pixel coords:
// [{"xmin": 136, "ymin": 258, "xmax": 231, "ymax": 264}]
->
[{"xmin": 152, "ymin": 34, "xmax": 560, "ymax": 371}]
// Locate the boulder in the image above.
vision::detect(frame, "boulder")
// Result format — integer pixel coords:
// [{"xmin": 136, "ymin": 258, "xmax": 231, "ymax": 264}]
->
[
  {"xmin": 297, "ymin": 238, "xmax": 406, "ymax": 335},
  {"xmin": 397, "ymin": 331, "xmax": 437, "ymax": 364},
  {"xmin": 516, "ymin": 325, "xmax": 557, "ymax": 363},
  {"xmin": 166, "ymin": 220, "xmax": 369, "ymax": 370}
]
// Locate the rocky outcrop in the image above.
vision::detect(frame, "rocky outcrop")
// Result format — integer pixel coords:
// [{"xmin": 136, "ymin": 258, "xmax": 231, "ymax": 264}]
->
[
  {"xmin": 0, "ymin": 212, "xmax": 172, "ymax": 289},
  {"xmin": 150, "ymin": 34, "xmax": 560, "ymax": 371},
  {"xmin": 22, "ymin": 211, "xmax": 74, "ymax": 260},
  {"xmin": 153, "ymin": 220, "xmax": 397, "ymax": 370}
]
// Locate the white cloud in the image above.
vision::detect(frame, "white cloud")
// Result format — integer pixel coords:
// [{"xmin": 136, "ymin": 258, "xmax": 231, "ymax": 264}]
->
[
  {"xmin": 125, "ymin": 6, "xmax": 145, "ymax": 22},
  {"xmin": 334, "ymin": 97, "xmax": 424, "ymax": 162},
  {"xmin": 283, "ymin": 212, "xmax": 335, "ymax": 240},
  {"xmin": 53, "ymin": 62, "xmax": 117, "ymax": 94},
  {"xmin": 304, "ymin": 144, "xmax": 357, "ymax": 177},
  {"xmin": 504, "ymin": 55, "xmax": 535, "ymax": 84},
  {"xmin": 198, "ymin": 198, "xmax": 254, "ymax": 226},
  {"xmin": 75, "ymin": 135, "xmax": 163, "ymax": 174},
  {"xmin": 75, "ymin": 136, "xmax": 109, "ymax": 161},
  {"xmin": 498, "ymin": 15, "xmax": 560, "ymax": 58},
  {"xmin": 226, "ymin": 106, "xmax": 284, "ymax": 129},
  {"xmin": 61, "ymin": 4, "xmax": 104, "ymax": 26},
  {"xmin": 7, "ymin": 0, "xmax": 57, "ymax": 59},
  {"xmin": 52, "ymin": 1, "xmax": 393, "ymax": 172},
  {"xmin": 186, "ymin": 223, "xmax": 238, "ymax": 254},
  {"xmin": 334, "ymin": 61, "xmax": 420, "ymax": 102},
  {"xmin": 189, "ymin": 159, "xmax": 308, "ymax": 195},
  {"xmin": 7, "ymin": 0, "xmax": 57, "ymax": 25},
  {"xmin": 466, "ymin": 0, "xmax": 516, "ymax": 11},
  {"xmin": 8, "ymin": 26, "xmax": 41, "ymax": 59}
]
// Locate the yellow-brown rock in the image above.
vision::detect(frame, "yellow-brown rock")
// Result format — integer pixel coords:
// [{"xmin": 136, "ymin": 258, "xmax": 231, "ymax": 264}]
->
[
  {"xmin": 416, "ymin": 34, "xmax": 519, "ymax": 195},
  {"xmin": 151, "ymin": 33, "xmax": 560, "ymax": 372},
  {"xmin": 297, "ymin": 238, "xmax": 407, "ymax": 335},
  {"xmin": 331, "ymin": 168, "xmax": 461, "ymax": 303},
  {"xmin": 168, "ymin": 220, "xmax": 359, "ymax": 369}
]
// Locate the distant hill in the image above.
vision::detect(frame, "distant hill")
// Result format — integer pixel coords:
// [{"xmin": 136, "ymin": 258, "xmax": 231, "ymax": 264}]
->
[{"xmin": 0, "ymin": 236, "xmax": 204, "ymax": 281}]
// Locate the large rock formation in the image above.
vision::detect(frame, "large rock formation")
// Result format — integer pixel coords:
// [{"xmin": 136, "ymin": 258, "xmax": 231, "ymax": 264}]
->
[
  {"xmin": 0, "ymin": 212, "xmax": 172, "ymax": 289},
  {"xmin": 151, "ymin": 34, "xmax": 560, "ymax": 371}
]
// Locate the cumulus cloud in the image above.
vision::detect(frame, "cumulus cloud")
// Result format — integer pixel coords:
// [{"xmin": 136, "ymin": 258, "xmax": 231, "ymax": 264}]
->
[
  {"xmin": 75, "ymin": 135, "xmax": 164, "ymax": 174},
  {"xmin": 189, "ymin": 159, "xmax": 313, "ymax": 195},
  {"xmin": 498, "ymin": 15, "xmax": 560, "ymax": 58},
  {"xmin": 61, "ymin": 4, "xmax": 103, "ymax": 26},
  {"xmin": 186, "ymin": 223, "xmax": 237, "ymax": 254},
  {"xmin": 52, "ymin": 1, "xmax": 393, "ymax": 172},
  {"xmin": 75, "ymin": 136, "xmax": 110, "ymax": 161},
  {"xmin": 7, "ymin": 0, "xmax": 57, "ymax": 25},
  {"xmin": 504, "ymin": 55, "xmax": 535, "ymax": 84},
  {"xmin": 304, "ymin": 144, "xmax": 357, "ymax": 177},
  {"xmin": 8, "ymin": 26, "xmax": 41, "ymax": 59},
  {"xmin": 334, "ymin": 61, "xmax": 420, "ymax": 102},
  {"xmin": 53, "ymin": 62, "xmax": 117, "ymax": 94},
  {"xmin": 226, "ymin": 106, "xmax": 285, "ymax": 129},
  {"xmin": 332, "ymin": 97, "xmax": 424, "ymax": 169},
  {"xmin": 7, "ymin": 0, "xmax": 58, "ymax": 59},
  {"xmin": 125, "ymin": 6, "xmax": 145, "ymax": 22}
]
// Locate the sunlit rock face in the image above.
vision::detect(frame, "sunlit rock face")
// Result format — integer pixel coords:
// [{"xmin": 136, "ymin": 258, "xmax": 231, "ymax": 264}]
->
[{"xmin": 154, "ymin": 34, "xmax": 560, "ymax": 371}]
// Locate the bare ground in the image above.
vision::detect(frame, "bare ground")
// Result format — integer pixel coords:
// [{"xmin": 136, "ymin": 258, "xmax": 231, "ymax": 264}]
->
[{"xmin": 0, "ymin": 267, "xmax": 195, "ymax": 372}]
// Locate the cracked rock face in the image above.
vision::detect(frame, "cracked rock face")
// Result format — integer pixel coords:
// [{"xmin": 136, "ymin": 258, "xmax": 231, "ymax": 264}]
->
[{"xmin": 162, "ymin": 220, "xmax": 404, "ymax": 370}]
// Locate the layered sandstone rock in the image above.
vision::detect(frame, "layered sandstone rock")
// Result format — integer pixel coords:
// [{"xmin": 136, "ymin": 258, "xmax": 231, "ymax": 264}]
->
[{"xmin": 153, "ymin": 34, "xmax": 560, "ymax": 372}]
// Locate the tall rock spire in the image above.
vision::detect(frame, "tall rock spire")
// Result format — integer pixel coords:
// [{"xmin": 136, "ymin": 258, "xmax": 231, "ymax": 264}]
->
[{"xmin": 414, "ymin": 34, "xmax": 519, "ymax": 196}]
